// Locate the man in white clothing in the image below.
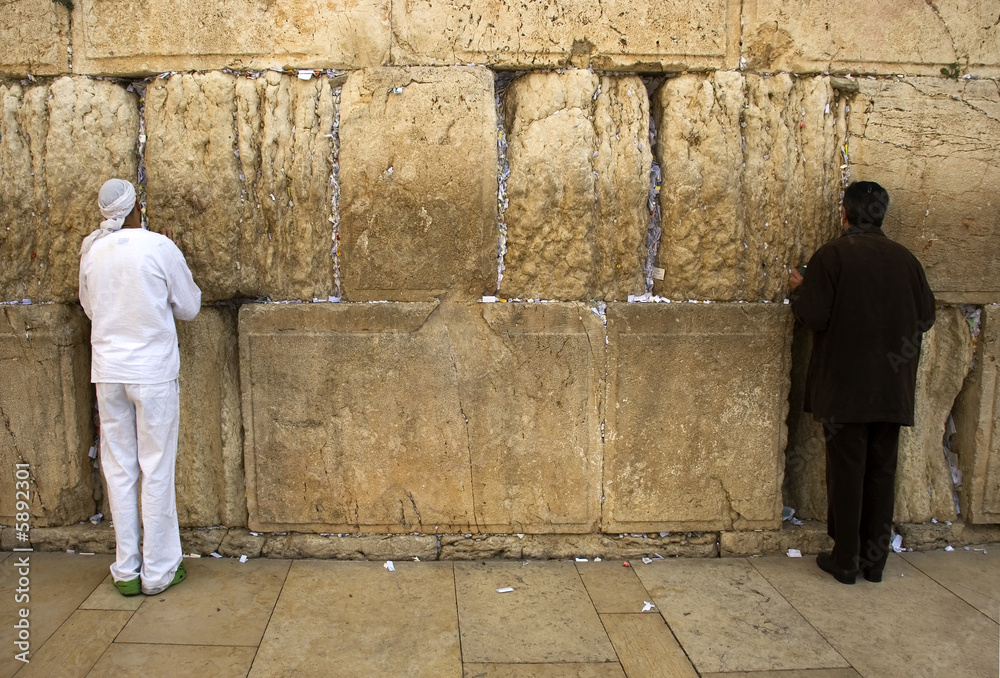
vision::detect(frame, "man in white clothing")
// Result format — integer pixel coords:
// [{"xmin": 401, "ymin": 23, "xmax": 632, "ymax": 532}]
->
[{"xmin": 79, "ymin": 179, "xmax": 201, "ymax": 596}]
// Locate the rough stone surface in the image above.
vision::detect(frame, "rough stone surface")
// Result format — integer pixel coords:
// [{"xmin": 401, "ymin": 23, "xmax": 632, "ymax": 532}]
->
[
  {"xmin": 782, "ymin": 324, "xmax": 827, "ymax": 521},
  {"xmin": 847, "ymin": 77, "xmax": 1000, "ymax": 302},
  {"xmin": 897, "ymin": 520, "xmax": 1000, "ymax": 551},
  {"xmin": 0, "ymin": 305, "xmax": 95, "ymax": 527},
  {"xmin": 179, "ymin": 528, "xmax": 228, "ymax": 555},
  {"xmin": 391, "ymin": 0, "xmax": 740, "ymax": 71},
  {"xmin": 953, "ymin": 305, "xmax": 1000, "ymax": 524},
  {"xmin": 603, "ymin": 303, "xmax": 793, "ymax": 532},
  {"xmin": 439, "ymin": 533, "xmax": 718, "ymax": 560},
  {"xmin": 743, "ymin": 0, "xmax": 1000, "ymax": 77},
  {"xmin": 29, "ymin": 524, "xmax": 115, "ymax": 553},
  {"xmin": 145, "ymin": 71, "xmax": 338, "ymax": 302},
  {"xmin": 500, "ymin": 71, "xmax": 652, "ymax": 301},
  {"xmin": 895, "ymin": 307, "xmax": 974, "ymax": 523},
  {"xmin": 339, "ymin": 67, "xmax": 497, "ymax": 301},
  {"xmin": 218, "ymin": 529, "xmax": 267, "ymax": 559},
  {"xmin": 720, "ymin": 521, "xmax": 833, "ymax": 557},
  {"xmin": 241, "ymin": 302, "xmax": 604, "ymax": 534},
  {"xmin": 260, "ymin": 534, "xmax": 438, "ymax": 560},
  {"xmin": 175, "ymin": 307, "xmax": 246, "ymax": 527},
  {"xmin": 652, "ymin": 73, "xmax": 844, "ymax": 301},
  {"xmin": 0, "ymin": 0, "xmax": 70, "ymax": 75},
  {"xmin": 71, "ymin": 0, "xmax": 390, "ymax": 75},
  {"xmin": 0, "ymin": 77, "xmax": 139, "ymax": 303}
]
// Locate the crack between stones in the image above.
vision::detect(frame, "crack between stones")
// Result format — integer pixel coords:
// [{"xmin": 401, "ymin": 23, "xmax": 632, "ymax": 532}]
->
[
  {"xmin": 922, "ymin": 0, "xmax": 961, "ymax": 64},
  {"xmin": 444, "ymin": 321, "xmax": 482, "ymax": 533},
  {"xmin": 900, "ymin": 79, "xmax": 1000, "ymax": 126}
]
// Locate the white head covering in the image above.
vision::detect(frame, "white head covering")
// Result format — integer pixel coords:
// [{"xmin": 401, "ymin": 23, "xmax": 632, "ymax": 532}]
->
[{"xmin": 81, "ymin": 179, "xmax": 136, "ymax": 255}]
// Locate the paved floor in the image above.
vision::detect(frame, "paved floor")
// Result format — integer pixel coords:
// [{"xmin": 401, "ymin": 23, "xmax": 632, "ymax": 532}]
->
[{"xmin": 1, "ymin": 547, "xmax": 997, "ymax": 677}]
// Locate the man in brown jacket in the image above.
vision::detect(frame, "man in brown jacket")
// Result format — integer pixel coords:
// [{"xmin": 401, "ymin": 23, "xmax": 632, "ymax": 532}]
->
[{"xmin": 789, "ymin": 181, "xmax": 936, "ymax": 584}]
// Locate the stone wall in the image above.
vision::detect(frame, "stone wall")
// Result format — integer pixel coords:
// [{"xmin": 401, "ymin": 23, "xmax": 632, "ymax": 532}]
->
[{"xmin": 1, "ymin": 0, "xmax": 998, "ymax": 553}]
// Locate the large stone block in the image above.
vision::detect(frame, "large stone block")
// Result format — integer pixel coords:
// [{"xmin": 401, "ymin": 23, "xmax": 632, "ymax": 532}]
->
[
  {"xmin": 652, "ymin": 73, "xmax": 844, "ymax": 301},
  {"xmin": 782, "ymin": 323, "xmax": 827, "ymax": 521},
  {"xmin": 175, "ymin": 307, "xmax": 246, "ymax": 527},
  {"xmin": 240, "ymin": 301, "xmax": 604, "ymax": 534},
  {"xmin": 145, "ymin": 71, "xmax": 338, "ymax": 302},
  {"xmin": 847, "ymin": 77, "xmax": 1000, "ymax": 302},
  {"xmin": 0, "ymin": 305, "xmax": 95, "ymax": 527},
  {"xmin": 499, "ymin": 71, "xmax": 652, "ymax": 301},
  {"xmin": 338, "ymin": 67, "xmax": 498, "ymax": 301},
  {"xmin": 953, "ymin": 305, "xmax": 1000, "ymax": 524},
  {"xmin": 895, "ymin": 307, "xmax": 974, "ymax": 523},
  {"xmin": 743, "ymin": 0, "xmax": 1000, "ymax": 77},
  {"xmin": 71, "ymin": 0, "xmax": 390, "ymax": 75},
  {"xmin": 0, "ymin": 0, "xmax": 69, "ymax": 75},
  {"xmin": 0, "ymin": 77, "xmax": 139, "ymax": 303},
  {"xmin": 391, "ymin": 0, "xmax": 741, "ymax": 71},
  {"xmin": 603, "ymin": 303, "xmax": 793, "ymax": 532}
]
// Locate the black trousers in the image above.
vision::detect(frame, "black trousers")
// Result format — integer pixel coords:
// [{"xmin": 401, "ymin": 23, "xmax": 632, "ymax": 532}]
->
[{"xmin": 825, "ymin": 421, "xmax": 901, "ymax": 575}]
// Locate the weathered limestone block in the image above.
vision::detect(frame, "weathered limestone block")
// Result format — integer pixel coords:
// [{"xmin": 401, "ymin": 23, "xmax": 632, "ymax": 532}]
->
[
  {"xmin": 782, "ymin": 324, "xmax": 827, "ymax": 521},
  {"xmin": 720, "ymin": 520, "xmax": 832, "ymax": 557},
  {"xmin": 500, "ymin": 71, "xmax": 652, "ymax": 300},
  {"xmin": 896, "ymin": 307, "xmax": 974, "ymax": 523},
  {"xmin": 743, "ymin": 0, "xmax": 1000, "ymax": 77},
  {"xmin": 742, "ymin": 74, "xmax": 843, "ymax": 300},
  {"xmin": 260, "ymin": 534, "xmax": 438, "ymax": 560},
  {"xmin": 848, "ymin": 77, "xmax": 1000, "ymax": 302},
  {"xmin": 29, "ymin": 524, "xmax": 116, "ymax": 553},
  {"xmin": 0, "ymin": 77, "xmax": 139, "ymax": 303},
  {"xmin": 175, "ymin": 307, "xmax": 246, "ymax": 527},
  {"xmin": 218, "ymin": 529, "xmax": 267, "ymax": 558},
  {"xmin": 240, "ymin": 301, "xmax": 604, "ymax": 534},
  {"xmin": 0, "ymin": 0, "xmax": 69, "ymax": 75},
  {"xmin": 391, "ymin": 0, "xmax": 740, "ymax": 71},
  {"xmin": 0, "ymin": 305, "xmax": 95, "ymax": 527},
  {"xmin": 145, "ymin": 71, "xmax": 338, "ymax": 302},
  {"xmin": 652, "ymin": 72, "xmax": 844, "ymax": 301},
  {"xmin": 953, "ymin": 305, "xmax": 1000, "ymax": 524},
  {"xmin": 604, "ymin": 303, "xmax": 793, "ymax": 532},
  {"xmin": 339, "ymin": 67, "xmax": 497, "ymax": 301},
  {"xmin": 179, "ymin": 527, "xmax": 228, "ymax": 556},
  {"xmin": 71, "ymin": 0, "xmax": 390, "ymax": 75},
  {"xmin": 438, "ymin": 533, "xmax": 718, "ymax": 560}
]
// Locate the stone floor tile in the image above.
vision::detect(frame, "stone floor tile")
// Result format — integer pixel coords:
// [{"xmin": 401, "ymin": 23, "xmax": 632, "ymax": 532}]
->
[
  {"xmin": 456, "ymin": 561, "xmax": 617, "ymax": 664},
  {"xmin": 79, "ymin": 574, "xmax": 144, "ymax": 611},
  {"xmin": 700, "ymin": 670, "xmax": 861, "ymax": 678},
  {"xmin": 900, "ymin": 546, "xmax": 999, "ymax": 621},
  {"xmin": 750, "ymin": 554, "xmax": 1000, "ymax": 678},
  {"xmin": 464, "ymin": 664, "xmax": 626, "ymax": 677},
  {"xmin": 86, "ymin": 644, "xmax": 256, "ymax": 677},
  {"xmin": 601, "ymin": 612, "xmax": 699, "ymax": 678},
  {"xmin": 634, "ymin": 559, "xmax": 849, "ymax": 674},
  {"xmin": 116, "ymin": 557, "xmax": 289, "ymax": 646},
  {"xmin": 577, "ymin": 561, "xmax": 653, "ymax": 614},
  {"xmin": 249, "ymin": 560, "xmax": 461, "ymax": 677},
  {"xmin": 0, "ymin": 553, "xmax": 112, "ymax": 678},
  {"xmin": 15, "ymin": 609, "xmax": 132, "ymax": 678}
]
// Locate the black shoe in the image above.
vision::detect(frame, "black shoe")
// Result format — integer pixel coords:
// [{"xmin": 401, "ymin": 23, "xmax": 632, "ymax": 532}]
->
[
  {"xmin": 861, "ymin": 569, "xmax": 883, "ymax": 583},
  {"xmin": 817, "ymin": 553, "xmax": 856, "ymax": 585}
]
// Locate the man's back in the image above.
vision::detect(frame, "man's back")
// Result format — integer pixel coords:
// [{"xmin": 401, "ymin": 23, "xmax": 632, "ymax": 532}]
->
[
  {"xmin": 793, "ymin": 227, "xmax": 935, "ymax": 425},
  {"xmin": 79, "ymin": 228, "xmax": 200, "ymax": 384}
]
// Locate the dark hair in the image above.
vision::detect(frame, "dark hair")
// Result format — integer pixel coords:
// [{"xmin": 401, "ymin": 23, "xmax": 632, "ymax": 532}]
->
[{"xmin": 842, "ymin": 181, "xmax": 889, "ymax": 228}]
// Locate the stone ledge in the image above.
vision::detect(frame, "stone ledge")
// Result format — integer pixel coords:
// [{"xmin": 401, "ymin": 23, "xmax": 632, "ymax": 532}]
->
[{"xmin": 9, "ymin": 523, "xmax": 993, "ymax": 559}]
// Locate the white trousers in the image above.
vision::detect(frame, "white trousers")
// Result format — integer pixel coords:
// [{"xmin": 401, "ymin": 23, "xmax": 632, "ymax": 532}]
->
[{"xmin": 96, "ymin": 381, "xmax": 183, "ymax": 594}]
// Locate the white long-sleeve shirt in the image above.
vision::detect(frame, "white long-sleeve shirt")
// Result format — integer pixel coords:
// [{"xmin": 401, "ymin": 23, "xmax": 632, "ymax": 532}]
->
[{"xmin": 79, "ymin": 228, "xmax": 201, "ymax": 384}]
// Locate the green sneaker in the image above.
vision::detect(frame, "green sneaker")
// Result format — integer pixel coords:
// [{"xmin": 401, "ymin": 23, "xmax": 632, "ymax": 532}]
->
[
  {"xmin": 115, "ymin": 578, "xmax": 141, "ymax": 597},
  {"xmin": 167, "ymin": 562, "xmax": 187, "ymax": 589}
]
